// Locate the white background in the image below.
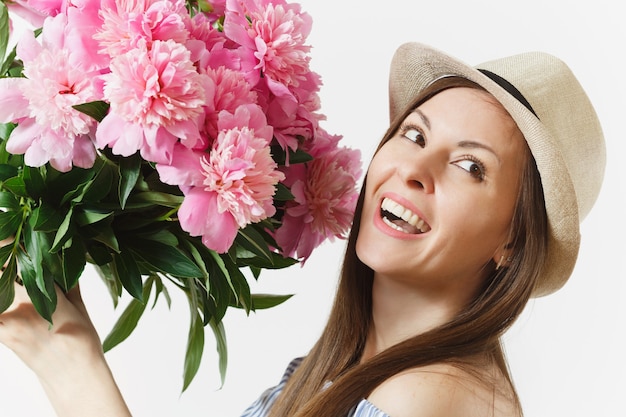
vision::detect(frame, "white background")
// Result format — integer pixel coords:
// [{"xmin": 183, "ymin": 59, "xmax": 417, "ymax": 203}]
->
[{"xmin": 1, "ymin": 0, "xmax": 625, "ymax": 416}]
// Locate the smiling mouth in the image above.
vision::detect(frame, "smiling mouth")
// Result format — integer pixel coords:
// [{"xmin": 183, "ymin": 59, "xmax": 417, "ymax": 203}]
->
[{"xmin": 380, "ymin": 197, "xmax": 431, "ymax": 234}]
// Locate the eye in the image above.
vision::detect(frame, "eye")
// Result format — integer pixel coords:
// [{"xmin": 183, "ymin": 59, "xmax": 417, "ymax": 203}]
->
[
  {"xmin": 400, "ymin": 124, "xmax": 425, "ymax": 148},
  {"xmin": 453, "ymin": 156, "xmax": 486, "ymax": 181}
]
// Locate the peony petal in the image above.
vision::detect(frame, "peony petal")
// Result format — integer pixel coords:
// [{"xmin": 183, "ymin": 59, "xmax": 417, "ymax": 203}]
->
[
  {"xmin": 24, "ymin": 138, "xmax": 57, "ymax": 168},
  {"xmin": 15, "ymin": 29, "xmax": 43, "ymax": 64},
  {"xmin": 156, "ymin": 144, "xmax": 205, "ymax": 187},
  {"xmin": 113, "ymin": 123, "xmax": 145, "ymax": 156},
  {"xmin": 6, "ymin": 119, "xmax": 42, "ymax": 154},
  {"xmin": 165, "ymin": 118, "xmax": 202, "ymax": 149},
  {"xmin": 71, "ymin": 135, "xmax": 97, "ymax": 169},
  {"xmin": 178, "ymin": 188, "xmax": 239, "ymax": 253},
  {"xmin": 141, "ymin": 126, "xmax": 175, "ymax": 164},
  {"xmin": 95, "ymin": 113, "xmax": 123, "ymax": 150},
  {"xmin": 0, "ymin": 79, "xmax": 30, "ymax": 122},
  {"xmin": 41, "ymin": 13, "xmax": 67, "ymax": 50}
]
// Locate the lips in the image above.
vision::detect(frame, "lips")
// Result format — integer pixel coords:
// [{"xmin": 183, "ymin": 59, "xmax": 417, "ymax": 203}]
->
[{"xmin": 380, "ymin": 197, "xmax": 431, "ymax": 234}]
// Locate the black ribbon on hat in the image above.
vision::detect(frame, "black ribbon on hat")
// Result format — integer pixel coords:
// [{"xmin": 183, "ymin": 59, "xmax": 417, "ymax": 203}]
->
[{"xmin": 478, "ymin": 69, "xmax": 539, "ymax": 119}]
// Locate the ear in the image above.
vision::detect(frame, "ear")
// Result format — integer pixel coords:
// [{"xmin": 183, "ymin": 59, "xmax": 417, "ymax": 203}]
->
[{"xmin": 492, "ymin": 242, "xmax": 514, "ymax": 270}]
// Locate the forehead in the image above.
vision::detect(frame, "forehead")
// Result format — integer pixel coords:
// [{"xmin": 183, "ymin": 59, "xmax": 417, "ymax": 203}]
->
[{"xmin": 417, "ymin": 87, "xmax": 521, "ymax": 133}]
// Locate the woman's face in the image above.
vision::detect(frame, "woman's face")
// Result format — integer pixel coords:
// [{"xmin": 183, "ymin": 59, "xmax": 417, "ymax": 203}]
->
[{"xmin": 356, "ymin": 87, "xmax": 528, "ymax": 296}]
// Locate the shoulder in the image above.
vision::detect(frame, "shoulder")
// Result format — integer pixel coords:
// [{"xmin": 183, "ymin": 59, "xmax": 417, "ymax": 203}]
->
[{"xmin": 366, "ymin": 363, "xmax": 519, "ymax": 417}]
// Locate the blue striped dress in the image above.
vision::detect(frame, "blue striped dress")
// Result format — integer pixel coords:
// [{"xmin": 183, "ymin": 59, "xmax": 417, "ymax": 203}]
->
[{"xmin": 240, "ymin": 358, "xmax": 389, "ymax": 417}]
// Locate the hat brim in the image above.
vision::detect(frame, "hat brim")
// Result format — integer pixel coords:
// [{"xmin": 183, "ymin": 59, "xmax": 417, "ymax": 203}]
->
[{"xmin": 388, "ymin": 43, "xmax": 581, "ymax": 297}]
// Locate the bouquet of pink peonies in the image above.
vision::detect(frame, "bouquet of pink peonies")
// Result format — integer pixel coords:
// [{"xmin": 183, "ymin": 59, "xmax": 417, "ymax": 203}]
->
[{"xmin": 0, "ymin": 0, "xmax": 361, "ymax": 388}]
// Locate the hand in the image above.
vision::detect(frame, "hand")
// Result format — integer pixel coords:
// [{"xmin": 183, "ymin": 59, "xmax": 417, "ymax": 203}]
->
[
  {"xmin": 0, "ymin": 282, "xmax": 133, "ymax": 417},
  {"xmin": 0, "ymin": 282, "xmax": 101, "ymax": 375}
]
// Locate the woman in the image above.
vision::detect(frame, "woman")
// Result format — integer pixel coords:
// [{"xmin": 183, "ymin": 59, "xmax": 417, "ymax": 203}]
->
[{"xmin": 0, "ymin": 43, "xmax": 605, "ymax": 416}]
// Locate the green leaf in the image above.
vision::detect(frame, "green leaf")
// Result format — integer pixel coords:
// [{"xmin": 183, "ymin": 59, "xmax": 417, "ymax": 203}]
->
[
  {"xmin": 75, "ymin": 208, "xmax": 113, "ymax": 226},
  {"xmin": 129, "ymin": 239, "xmax": 203, "ymax": 278},
  {"xmin": 82, "ymin": 161, "xmax": 113, "ymax": 202},
  {"xmin": 137, "ymin": 229, "xmax": 178, "ymax": 247},
  {"xmin": 225, "ymin": 263, "xmax": 251, "ymax": 312},
  {"xmin": 2, "ymin": 176, "xmax": 27, "ymax": 197},
  {"xmin": 84, "ymin": 221, "xmax": 120, "ymax": 253},
  {"xmin": 85, "ymin": 241, "xmax": 114, "ymax": 266},
  {"xmin": 61, "ymin": 237, "xmax": 86, "ymax": 291},
  {"xmin": 204, "ymin": 253, "xmax": 237, "ymax": 321},
  {"xmin": 271, "ymin": 144, "xmax": 314, "ymax": 165},
  {"xmin": 18, "ymin": 248, "xmax": 57, "ymax": 323},
  {"xmin": 22, "ymin": 166, "xmax": 46, "ymax": 199},
  {"xmin": 57, "ymin": 170, "xmax": 97, "ymax": 206},
  {"xmin": 113, "ymin": 249, "xmax": 143, "ymax": 300},
  {"xmin": 102, "ymin": 277, "xmax": 154, "ymax": 352},
  {"xmin": 0, "ymin": 46, "xmax": 18, "ymax": 78},
  {"xmin": 0, "ymin": 163, "xmax": 18, "ymax": 180},
  {"xmin": 208, "ymin": 250, "xmax": 234, "ymax": 294},
  {"xmin": 50, "ymin": 207, "xmax": 74, "ymax": 253},
  {"xmin": 273, "ymin": 182, "xmax": 295, "ymax": 201},
  {"xmin": 235, "ymin": 226, "xmax": 273, "ymax": 263},
  {"xmin": 180, "ymin": 239, "xmax": 210, "ymax": 278},
  {"xmin": 237, "ymin": 252, "xmax": 299, "ymax": 270},
  {"xmin": 93, "ymin": 262, "xmax": 123, "ymax": 307},
  {"xmin": 249, "ymin": 266, "xmax": 261, "ymax": 279},
  {"xmin": 152, "ymin": 276, "xmax": 171, "ymax": 309},
  {"xmin": 69, "ymin": 172, "xmax": 102, "ymax": 205},
  {"xmin": 0, "ymin": 210, "xmax": 21, "ymax": 241},
  {"xmin": 23, "ymin": 218, "xmax": 46, "ymax": 290},
  {"xmin": 209, "ymin": 319, "xmax": 228, "ymax": 388},
  {"xmin": 0, "ymin": 191, "xmax": 19, "ymax": 210},
  {"xmin": 0, "ymin": 254, "xmax": 16, "ymax": 313},
  {"xmin": 0, "ymin": 242, "xmax": 13, "ymax": 267},
  {"xmin": 129, "ymin": 191, "xmax": 184, "ymax": 208},
  {"xmin": 72, "ymin": 101, "xmax": 110, "ymax": 123},
  {"xmin": 118, "ymin": 153, "xmax": 141, "ymax": 209},
  {"xmin": 32, "ymin": 202, "xmax": 65, "ymax": 232},
  {"xmin": 0, "ymin": 3, "xmax": 8, "ymax": 65},
  {"xmin": 182, "ymin": 312, "xmax": 205, "ymax": 392},
  {"xmin": 250, "ymin": 293, "xmax": 293, "ymax": 310}
]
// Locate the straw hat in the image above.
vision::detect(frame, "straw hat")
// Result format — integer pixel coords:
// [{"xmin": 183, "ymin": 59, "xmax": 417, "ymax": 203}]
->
[{"xmin": 389, "ymin": 43, "xmax": 605, "ymax": 297}]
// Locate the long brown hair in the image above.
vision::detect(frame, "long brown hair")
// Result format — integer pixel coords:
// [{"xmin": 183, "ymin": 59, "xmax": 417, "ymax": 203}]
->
[{"xmin": 269, "ymin": 77, "xmax": 549, "ymax": 417}]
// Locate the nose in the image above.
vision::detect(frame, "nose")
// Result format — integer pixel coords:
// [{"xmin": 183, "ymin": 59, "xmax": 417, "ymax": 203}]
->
[{"xmin": 397, "ymin": 148, "xmax": 437, "ymax": 194}]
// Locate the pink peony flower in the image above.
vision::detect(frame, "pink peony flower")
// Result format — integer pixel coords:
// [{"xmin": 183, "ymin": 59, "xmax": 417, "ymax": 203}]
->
[
  {"xmin": 261, "ymin": 79, "xmax": 323, "ymax": 153},
  {"xmin": 0, "ymin": 15, "xmax": 100, "ymax": 172},
  {"xmin": 275, "ymin": 129, "xmax": 362, "ymax": 260},
  {"xmin": 224, "ymin": 0, "xmax": 312, "ymax": 98},
  {"xmin": 96, "ymin": 39, "xmax": 206, "ymax": 163},
  {"xmin": 95, "ymin": 0, "xmax": 191, "ymax": 58},
  {"xmin": 158, "ymin": 104, "xmax": 284, "ymax": 253},
  {"xmin": 201, "ymin": 66, "xmax": 257, "ymax": 145}
]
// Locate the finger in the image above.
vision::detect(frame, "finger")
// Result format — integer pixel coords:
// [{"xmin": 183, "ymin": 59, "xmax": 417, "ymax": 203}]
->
[{"xmin": 0, "ymin": 284, "xmax": 51, "ymax": 348}]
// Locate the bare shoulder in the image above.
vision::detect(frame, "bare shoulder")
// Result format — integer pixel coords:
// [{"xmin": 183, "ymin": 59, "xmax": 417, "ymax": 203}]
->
[{"xmin": 366, "ymin": 363, "xmax": 520, "ymax": 417}]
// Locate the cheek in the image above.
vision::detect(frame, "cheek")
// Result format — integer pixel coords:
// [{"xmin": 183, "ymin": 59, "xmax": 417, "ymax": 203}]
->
[
  {"xmin": 442, "ymin": 192, "xmax": 514, "ymax": 254},
  {"xmin": 355, "ymin": 218, "xmax": 376, "ymax": 270}
]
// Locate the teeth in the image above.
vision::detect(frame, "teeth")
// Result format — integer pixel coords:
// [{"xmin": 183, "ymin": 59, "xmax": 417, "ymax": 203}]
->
[{"xmin": 381, "ymin": 197, "xmax": 431, "ymax": 233}]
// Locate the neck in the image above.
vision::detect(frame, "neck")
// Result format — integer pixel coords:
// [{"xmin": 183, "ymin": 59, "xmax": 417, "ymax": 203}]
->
[{"xmin": 361, "ymin": 273, "xmax": 473, "ymax": 362}]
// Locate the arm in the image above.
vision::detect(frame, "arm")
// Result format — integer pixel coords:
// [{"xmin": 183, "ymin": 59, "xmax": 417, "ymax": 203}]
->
[{"xmin": 0, "ymin": 283, "xmax": 132, "ymax": 417}]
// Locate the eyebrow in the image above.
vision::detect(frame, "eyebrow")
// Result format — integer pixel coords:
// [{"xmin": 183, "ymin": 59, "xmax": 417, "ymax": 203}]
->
[
  {"xmin": 413, "ymin": 109, "xmax": 501, "ymax": 164},
  {"xmin": 458, "ymin": 140, "xmax": 501, "ymax": 164},
  {"xmin": 413, "ymin": 109, "xmax": 431, "ymax": 130}
]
